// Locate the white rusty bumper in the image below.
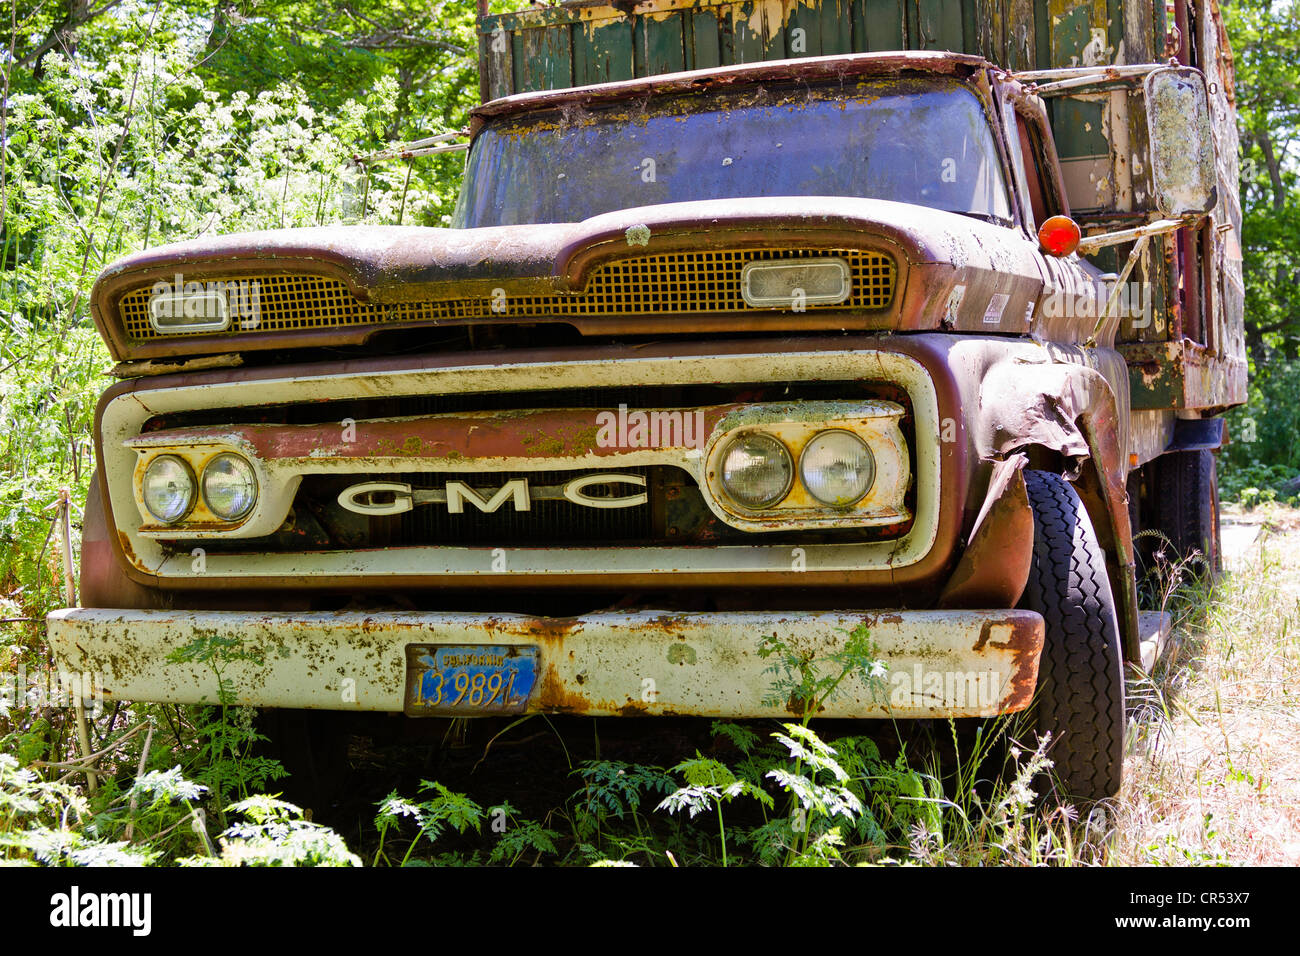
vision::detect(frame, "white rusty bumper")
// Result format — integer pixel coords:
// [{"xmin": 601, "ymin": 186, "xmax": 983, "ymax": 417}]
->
[{"xmin": 46, "ymin": 608, "xmax": 1043, "ymax": 719}]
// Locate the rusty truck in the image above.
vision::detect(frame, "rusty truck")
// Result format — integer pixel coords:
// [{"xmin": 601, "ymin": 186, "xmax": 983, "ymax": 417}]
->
[{"xmin": 48, "ymin": 0, "xmax": 1246, "ymax": 801}]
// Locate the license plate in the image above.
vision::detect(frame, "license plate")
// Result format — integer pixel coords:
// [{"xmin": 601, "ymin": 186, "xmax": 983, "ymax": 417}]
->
[{"xmin": 403, "ymin": 644, "xmax": 538, "ymax": 716}]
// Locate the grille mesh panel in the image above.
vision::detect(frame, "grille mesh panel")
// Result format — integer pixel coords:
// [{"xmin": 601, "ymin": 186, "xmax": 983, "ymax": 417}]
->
[{"xmin": 119, "ymin": 248, "xmax": 896, "ymax": 341}]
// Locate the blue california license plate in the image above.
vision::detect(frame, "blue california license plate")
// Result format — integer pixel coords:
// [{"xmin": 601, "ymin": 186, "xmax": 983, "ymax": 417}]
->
[{"xmin": 403, "ymin": 644, "xmax": 539, "ymax": 716}]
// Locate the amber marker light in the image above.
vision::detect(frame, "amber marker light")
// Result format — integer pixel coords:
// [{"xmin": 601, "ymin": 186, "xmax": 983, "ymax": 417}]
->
[{"xmin": 1038, "ymin": 215, "xmax": 1081, "ymax": 257}]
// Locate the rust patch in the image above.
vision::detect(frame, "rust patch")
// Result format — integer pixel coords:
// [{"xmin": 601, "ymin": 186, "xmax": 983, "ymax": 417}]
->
[
  {"xmin": 139, "ymin": 405, "xmax": 740, "ymax": 464},
  {"xmin": 786, "ymin": 691, "xmax": 819, "ymax": 718},
  {"xmin": 474, "ymin": 51, "xmax": 987, "ymax": 122},
  {"xmin": 939, "ymin": 454, "xmax": 1033, "ymax": 608},
  {"xmin": 971, "ymin": 616, "xmax": 1043, "ymax": 713},
  {"xmin": 645, "ymin": 613, "xmax": 694, "ymax": 633},
  {"xmin": 116, "ymin": 530, "xmax": 140, "ymax": 568},
  {"xmin": 517, "ymin": 619, "xmax": 601, "ymax": 714}
]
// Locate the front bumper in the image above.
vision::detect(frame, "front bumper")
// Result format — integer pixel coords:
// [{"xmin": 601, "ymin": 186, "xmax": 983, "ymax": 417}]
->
[{"xmin": 47, "ymin": 607, "xmax": 1043, "ymax": 719}]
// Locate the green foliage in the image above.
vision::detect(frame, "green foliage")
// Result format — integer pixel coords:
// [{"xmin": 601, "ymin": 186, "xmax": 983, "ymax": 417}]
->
[
  {"xmin": 1223, "ymin": 0, "xmax": 1300, "ymax": 356},
  {"xmin": 0, "ymin": 744, "xmax": 201, "ymax": 865},
  {"xmin": 657, "ymin": 753, "xmax": 772, "ymax": 866},
  {"xmin": 372, "ymin": 783, "xmax": 564, "ymax": 867},
  {"xmin": 758, "ymin": 622, "xmax": 887, "ymax": 717},
  {"xmin": 129, "ymin": 765, "xmax": 209, "ymax": 807},
  {"xmin": 1, "ymin": 0, "xmax": 481, "ymax": 639},
  {"xmin": 1221, "ymin": 359, "xmax": 1300, "ymax": 503},
  {"xmin": 6, "ymin": 826, "xmax": 160, "ymax": 867},
  {"xmin": 485, "ymin": 802, "xmax": 562, "ymax": 866},
  {"xmin": 574, "ymin": 759, "xmax": 676, "ymax": 821},
  {"xmin": 709, "ymin": 720, "xmax": 761, "ymax": 755},
  {"xmin": 565, "ymin": 760, "xmax": 678, "ymax": 864},
  {"xmin": 208, "ymin": 795, "xmax": 360, "ymax": 867},
  {"xmin": 373, "ymin": 779, "xmax": 484, "ymax": 866},
  {"xmin": 165, "ymin": 635, "xmax": 287, "ymax": 813}
]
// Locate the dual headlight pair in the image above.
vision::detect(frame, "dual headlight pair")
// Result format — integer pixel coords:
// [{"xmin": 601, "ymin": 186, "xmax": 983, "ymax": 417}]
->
[
  {"xmin": 142, "ymin": 453, "xmax": 258, "ymax": 523},
  {"xmin": 718, "ymin": 429, "xmax": 875, "ymax": 510}
]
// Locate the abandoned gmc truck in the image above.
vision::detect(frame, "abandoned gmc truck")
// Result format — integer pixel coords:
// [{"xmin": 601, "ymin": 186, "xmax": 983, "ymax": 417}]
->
[{"xmin": 48, "ymin": 0, "xmax": 1246, "ymax": 802}]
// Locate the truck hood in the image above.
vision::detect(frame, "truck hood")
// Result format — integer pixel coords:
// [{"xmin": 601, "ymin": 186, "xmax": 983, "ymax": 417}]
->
[{"xmin": 93, "ymin": 195, "xmax": 1051, "ymax": 362}]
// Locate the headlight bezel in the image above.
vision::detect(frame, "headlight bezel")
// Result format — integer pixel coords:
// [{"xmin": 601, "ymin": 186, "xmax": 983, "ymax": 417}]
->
[
  {"xmin": 702, "ymin": 401, "xmax": 910, "ymax": 531},
  {"xmin": 134, "ymin": 447, "xmax": 265, "ymax": 531}
]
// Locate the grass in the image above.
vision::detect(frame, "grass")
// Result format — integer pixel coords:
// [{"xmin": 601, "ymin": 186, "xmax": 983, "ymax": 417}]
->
[{"xmin": 1108, "ymin": 504, "xmax": 1300, "ymax": 866}]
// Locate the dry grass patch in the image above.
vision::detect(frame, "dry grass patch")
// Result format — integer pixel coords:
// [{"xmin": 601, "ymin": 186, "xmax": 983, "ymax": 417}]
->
[{"xmin": 1111, "ymin": 505, "xmax": 1300, "ymax": 865}]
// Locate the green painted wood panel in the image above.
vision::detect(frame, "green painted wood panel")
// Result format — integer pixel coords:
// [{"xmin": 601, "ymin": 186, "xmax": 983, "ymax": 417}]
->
[
  {"xmin": 1040, "ymin": 0, "xmax": 1111, "ymax": 168},
  {"xmin": 731, "ymin": 2, "xmax": 769, "ymax": 62},
  {"xmin": 478, "ymin": 0, "xmax": 1139, "ymax": 95},
  {"xmin": 690, "ymin": 10, "xmax": 723, "ymax": 69},
  {"xmin": 786, "ymin": 2, "xmax": 824, "ymax": 56},
  {"xmin": 516, "ymin": 24, "xmax": 575, "ymax": 92},
  {"xmin": 915, "ymin": 0, "xmax": 967, "ymax": 51},
  {"xmin": 1005, "ymin": 0, "xmax": 1036, "ymax": 69},
  {"xmin": 816, "ymin": 0, "xmax": 854, "ymax": 55},
  {"xmin": 856, "ymin": 0, "xmax": 907, "ymax": 51},
  {"xmin": 573, "ymin": 17, "xmax": 635, "ymax": 85},
  {"xmin": 638, "ymin": 12, "xmax": 688, "ymax": 76},
  {"xmin": 761, "ymin": 0, "xmax": 791, "ymax": 60},
  {"xmin": 481, "ymin": 23, "xmax": 515, "ymax": 101}
]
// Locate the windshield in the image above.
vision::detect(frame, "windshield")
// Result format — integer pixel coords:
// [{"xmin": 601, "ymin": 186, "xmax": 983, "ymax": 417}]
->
[{"xmin": 453, "ymin": 78, "xmax": 1013, "ymax": 228}]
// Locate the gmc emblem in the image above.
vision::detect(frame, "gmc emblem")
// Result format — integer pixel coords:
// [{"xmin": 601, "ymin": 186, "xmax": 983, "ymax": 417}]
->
[{"xmin": 337, "ymin": 473, "xmax": 648, "ymax": 516}]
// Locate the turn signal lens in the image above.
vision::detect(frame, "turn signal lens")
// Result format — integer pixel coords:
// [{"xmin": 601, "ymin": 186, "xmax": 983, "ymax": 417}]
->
[{"xmin": 1038, "ymin": 215, "xmax": 1081, "ymax": 257}]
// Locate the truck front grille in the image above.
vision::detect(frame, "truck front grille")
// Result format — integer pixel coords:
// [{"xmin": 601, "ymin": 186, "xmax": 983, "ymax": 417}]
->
[
  {"xmin": 119, "ymin": 248, "xmax": 896, "ymax": 341},
  {"xmin": 172, "ymin": 463, "xmax": 910, "ymax": 558},
  {"xmin": 390, "ymin": 468, "xmax": 656, "ymax": 547}
]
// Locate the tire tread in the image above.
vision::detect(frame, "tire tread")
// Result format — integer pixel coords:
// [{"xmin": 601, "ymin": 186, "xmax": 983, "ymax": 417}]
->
[{"xmin": 1021, "ymin": 470, "xmax": 1125, "ymax": 801}]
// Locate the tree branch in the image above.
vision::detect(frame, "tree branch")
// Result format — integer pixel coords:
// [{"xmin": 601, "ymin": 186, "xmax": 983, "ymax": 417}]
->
[
  {"xmin": 1254, "ymin": 127, "xmax": 1288, "ymax": 213},
  {"xmin": 15, "ymin": 0, "xmax": 125, "ymax": 72},
  {"xmin": 315, "ymin": 5, "xmax": 467, "ymax": 55}
]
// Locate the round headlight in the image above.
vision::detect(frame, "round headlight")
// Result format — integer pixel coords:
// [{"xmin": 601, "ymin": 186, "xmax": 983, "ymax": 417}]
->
[
  {"xmin": 800, "ymin": 430, "xmax": 875, "ymax": 507},
  {"xmin": 719, "ymin": 433, "xmax": 793, "ymax": 510},
  {"xmin": 142, "ymin": 455, "xmax": 195, "ymax": 523},
  {"xmin": 201, "ymin": 453, "xmax": 258, "ymax": 521}
]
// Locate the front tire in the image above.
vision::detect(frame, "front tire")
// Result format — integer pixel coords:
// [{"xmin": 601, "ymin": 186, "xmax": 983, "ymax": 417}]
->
[{"xmin": 1019, "ymin": 470, "xmax": 1125, "ymax": 802}]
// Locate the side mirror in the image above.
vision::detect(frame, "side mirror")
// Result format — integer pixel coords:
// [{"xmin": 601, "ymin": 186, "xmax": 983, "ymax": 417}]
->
[{"xmin": 1144, "ymin": 67, "xmax": 1219, "ymax": 218}]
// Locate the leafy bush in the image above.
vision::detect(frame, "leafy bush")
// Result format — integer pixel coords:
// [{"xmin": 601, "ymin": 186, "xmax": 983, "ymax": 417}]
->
[
  {"xmin": 1, "ymin": 2, "xmax": 480, "ymax": 867},
  {"xmin": 1221, "ymin": 358, "xmax": 1300, "ymax": 505}
]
